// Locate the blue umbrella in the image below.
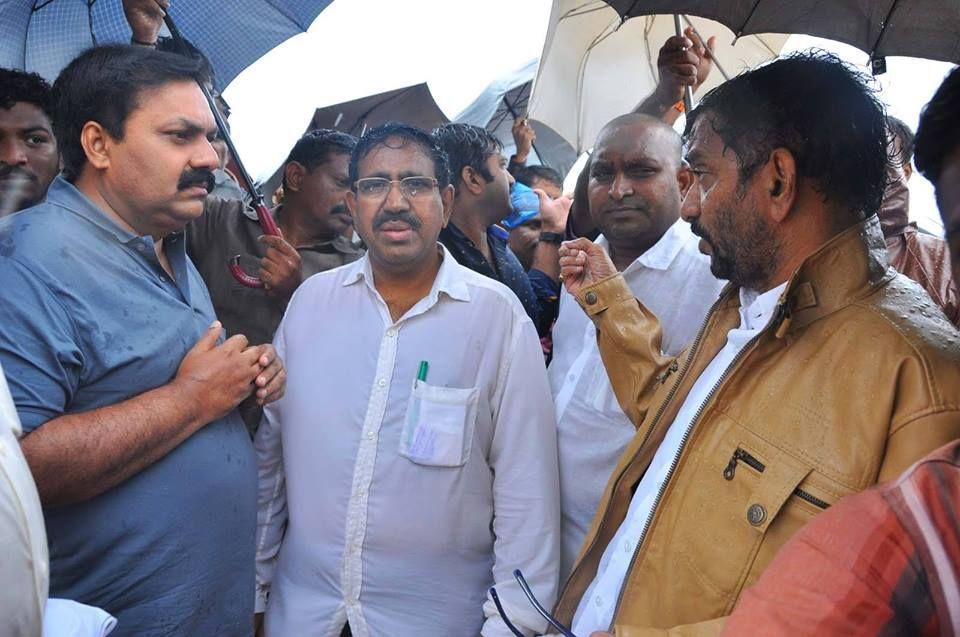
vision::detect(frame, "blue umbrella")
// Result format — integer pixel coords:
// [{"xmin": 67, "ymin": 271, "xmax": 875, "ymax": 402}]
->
[{"xmin": 0, "ymin": 0, "xmax": 333, "ymax": 89}]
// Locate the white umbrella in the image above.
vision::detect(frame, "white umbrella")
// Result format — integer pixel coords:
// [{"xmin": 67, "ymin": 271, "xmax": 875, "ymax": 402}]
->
[{"xmin": 527, "ymin": 0, "xmax": 788, "ymax": 152}]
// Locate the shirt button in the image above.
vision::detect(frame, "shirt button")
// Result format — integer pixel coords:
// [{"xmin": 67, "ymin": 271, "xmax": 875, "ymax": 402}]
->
[
  {"xmin": 595, "ymin": 595, "xmax": 603, "ymax": 607},
  {"xmin": 366, "ymin": 431, "xmax": 375, "ymax": 440},
  {"xmin": 135, "ymin": 244, "xmax": 146, "ymax": 252},
  {"xmin": 386, "ymin": 329, "xmax": 396, "ymax": 338},
  {"xmin": 584, "ymin": 291, "xmax": 598, "ymax": 305},
  {"xmin": 747, "ymin": 503, "xmax": 767, "ymax": 526},
  {"xmin": 377, "ymin": 378, "xmax": 386, "ymax": 387}
]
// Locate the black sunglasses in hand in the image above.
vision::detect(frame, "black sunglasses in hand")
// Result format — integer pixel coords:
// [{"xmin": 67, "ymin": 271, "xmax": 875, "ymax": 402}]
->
[{"xmin": 490, "ymin": 569, "xmax": 578, "ymax": 637}]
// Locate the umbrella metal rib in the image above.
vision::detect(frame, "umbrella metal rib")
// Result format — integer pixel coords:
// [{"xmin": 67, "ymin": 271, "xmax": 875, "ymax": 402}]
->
[{"xmin": 870, "ymin": 0, "xmax": 901, "ymax": 59}]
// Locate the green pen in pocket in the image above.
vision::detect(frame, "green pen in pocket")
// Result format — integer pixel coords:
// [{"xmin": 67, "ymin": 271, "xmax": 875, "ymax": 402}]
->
[{"xmin": 408, "ymin": 360, "xmax": 429, "ymax": 447}]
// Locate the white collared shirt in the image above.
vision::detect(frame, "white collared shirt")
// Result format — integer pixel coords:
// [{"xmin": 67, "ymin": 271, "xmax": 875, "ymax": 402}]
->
[
  {"xmin": 571, "ymin": 280, "xmax": 788, "ymax": 635},
  {"xmin": 0, "ymin": 362, "xmax": 49, "ymax": 636},
  {"xmin": 548, "ymin": 219, "xmax": 725, "ymax": 579},
  {"xmin": 255, "ymin": 246, "xmax": 560, "ymax": 637}
]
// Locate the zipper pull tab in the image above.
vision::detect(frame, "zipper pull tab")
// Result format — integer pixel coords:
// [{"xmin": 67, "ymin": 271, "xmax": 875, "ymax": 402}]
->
[
  {"xmin": 723, "ymin": 451, "xmax": 739, "ymax": 480},
  {"xmin": 657, "ymin": 360, "xmax": 679, "ymax": 384},
  {"xmin": 774, "ymin": 302, "xmax": 793, "ymax": 339}
]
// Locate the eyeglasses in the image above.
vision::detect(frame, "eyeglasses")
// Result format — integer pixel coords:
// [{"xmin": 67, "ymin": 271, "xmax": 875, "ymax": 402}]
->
[
  {"xmin": 490, "ymin": 569, "xmax": 579, "ymax": 637},
  {"xmin": 353, "ymin": 176, "xmax": 439, "ymax": 201}
]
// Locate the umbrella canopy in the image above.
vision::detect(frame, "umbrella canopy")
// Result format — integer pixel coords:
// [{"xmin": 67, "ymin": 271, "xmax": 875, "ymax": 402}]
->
[
  {"xmin": 309, "ymin": 83, "xmax": 450, "ymax": 137},
  {"xmin": 455, "ymin": 58, "xmax": 578, "ymax": 176},
  {"xmin": 602, "ymin": 0, "xmax": 960, "ymax": 66},
  {"xmin": 0, "ymin": 0, "xmax": 333, "ymax": 89},
  {"xmin": 528, "ymin": 0, "xmax": 786, "ymax": 153}
]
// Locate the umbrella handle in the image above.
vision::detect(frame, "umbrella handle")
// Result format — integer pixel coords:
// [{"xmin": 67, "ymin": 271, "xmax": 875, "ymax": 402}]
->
[
  {"xmin": 673, "ymin": 14, "xmax": 695, "ymax": 113},
  {"xmin": 228, "ymin": 202, "xmax": 282, "ymax": 289},
  {"xmin": 160, "ymin": 10, "xmax": 282, "ymax": 288}
]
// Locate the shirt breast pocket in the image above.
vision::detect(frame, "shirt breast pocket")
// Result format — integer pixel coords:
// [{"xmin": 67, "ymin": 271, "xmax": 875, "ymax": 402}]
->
[{"xmin": 399, "ymin": 380, "xmax": 479, "ymax": 468}]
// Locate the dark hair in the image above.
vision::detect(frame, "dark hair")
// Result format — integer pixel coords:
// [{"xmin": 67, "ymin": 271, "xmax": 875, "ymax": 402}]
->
[
  {"xmin": 886, "ymin": 115, "xmax": 914, "ymax": 167},
  {"xmin": 349, "ymin": 122, "xmax": 450, "ymax": 188},
  {"xmin": 155, "ymin": 36, "xmax": 216, "ymax": 89},
  {"xmin": 515, "ymin": 164, "xmax": 563, "ymax": 190},
  {"xmin": 0, "ymin": 68, "xmax": 54, "ymax": 121},
  {"xmin": 52, "ymin": 45, "xmax": 206, "ymax": 181},
  {"xmin": 282, "ymin": 129, "xmax": 356, "ymax": 188},
  {"xmin": 915, "ymin": 65, "xmax": 960, "ymax": 186},
  {"xmin": 432, "ymin": 122, "xmax": 502, "ymax": 185},
  {"xmin": 686, "ymin": 50, "xmax": 889, "ymax": 219}
]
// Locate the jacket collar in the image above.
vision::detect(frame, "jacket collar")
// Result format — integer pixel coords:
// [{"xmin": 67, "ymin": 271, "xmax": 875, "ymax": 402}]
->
[{"xmin": 779, "ymin": 215, "xmax": 893, "ymax": 332}]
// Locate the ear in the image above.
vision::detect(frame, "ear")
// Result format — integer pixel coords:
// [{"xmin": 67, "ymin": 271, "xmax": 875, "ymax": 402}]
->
[
  {"xmin": 677, "ymin": 164, "xmax": 694, "ymax": 200},
  {"xmin": 345, "ymin": 188, "xmax": 357, "ymax": 216},
  {"xmin": 440, "ymin": 184, "xmax": 455, "ymax": 227},
  {"xmin": 460, "ymin": 165, "xmax": 486, "ymax": 197},
  {"xmin": 284, "ymin": 161, "xmax": 306, "ymax": 193},
  {"xmin": 765, "ymin": 148, "xmax": 797, "ymax": 224},
  {"xmin": 80, "ymin": 121, "xmax": 111, "ymax": 171},
  {"xmin": 903, "ymin": 161, "xmax": 913, "ymax": 182}
]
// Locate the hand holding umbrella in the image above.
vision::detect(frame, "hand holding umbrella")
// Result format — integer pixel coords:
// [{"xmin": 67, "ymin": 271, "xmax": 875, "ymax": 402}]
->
[{"xmin": 653, "ymin": 27, "xmax": 715, "ymax": 113}]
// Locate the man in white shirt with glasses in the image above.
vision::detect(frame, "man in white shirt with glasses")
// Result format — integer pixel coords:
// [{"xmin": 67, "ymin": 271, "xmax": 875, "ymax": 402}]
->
[{"xmin": 253, "ymin": 123, "xmax": 560, "ymax": 637}]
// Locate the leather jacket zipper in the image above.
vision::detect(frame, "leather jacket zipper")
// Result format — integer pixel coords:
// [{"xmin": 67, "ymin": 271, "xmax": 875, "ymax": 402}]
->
[
  {"xmin": 604, "ymin": 298, "xmax": 785, "ymax": 631},
  {"xmin": 723, "ymin": 447, "xmax": 831, "ymax": 510}
]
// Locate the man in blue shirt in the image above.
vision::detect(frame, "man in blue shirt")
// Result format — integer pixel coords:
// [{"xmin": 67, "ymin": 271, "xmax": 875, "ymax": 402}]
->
[
  {"xmin": 434, "ymin": 123, "xmax": 565, "ymax": 337},
  {"xmin": 0, "ymin": 45, "xmax": 285, "ymax": 636}
]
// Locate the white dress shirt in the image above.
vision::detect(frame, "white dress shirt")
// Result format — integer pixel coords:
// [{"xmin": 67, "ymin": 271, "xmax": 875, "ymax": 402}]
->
[
  {"xmin": 0, "ymin": 362, "xmax": 49, "ymax": 637},
  {"xmin": 255, "ymin": 246, "xmax": 560, "ymax": 637},
  {"xmin": 548, "ymin": 220, "xmax": 725, "ymax": 579},
  {"xmin": 570, "ymin": 281, "xmax": 788, "ymax": 635}
]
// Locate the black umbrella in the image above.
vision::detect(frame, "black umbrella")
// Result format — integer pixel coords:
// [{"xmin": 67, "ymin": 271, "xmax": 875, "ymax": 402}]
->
[{"xmin": 602, "ymin": 0, "xmax": 960, "ymax": 69}]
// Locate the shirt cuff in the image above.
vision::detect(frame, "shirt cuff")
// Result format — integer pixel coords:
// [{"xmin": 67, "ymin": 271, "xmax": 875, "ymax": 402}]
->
[{"xmin": 576, "ymin": 273, "xmax": 634, "ymax": 317}]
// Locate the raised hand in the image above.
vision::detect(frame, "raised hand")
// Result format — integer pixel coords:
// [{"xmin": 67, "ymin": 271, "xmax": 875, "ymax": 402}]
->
[{"xmin": 558, "ymin": 238, "xmax": 617, "ymax": 297}]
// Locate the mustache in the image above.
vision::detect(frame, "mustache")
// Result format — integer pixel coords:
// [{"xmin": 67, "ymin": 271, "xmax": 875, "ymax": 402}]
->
[
  {"xmin": 689, "ymin": 219, "xmax": 712, "ymax": 243},
  {"xmin": 0, "ymin": 165, "xmax": 36, "ymax": 182},
  {"xmin": 329, "ymin": 204, "xmax": 349, "ymax": 216},
  {"xmin": 373, "ymin": 210, "xmax": 422, "ymax": 231},
  {"xmin": 177, "ymin": 169, "xmax": 215, "ymax": 193}
]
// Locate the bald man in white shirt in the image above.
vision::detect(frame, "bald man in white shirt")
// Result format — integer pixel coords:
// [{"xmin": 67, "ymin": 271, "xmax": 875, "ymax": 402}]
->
[{"xmin": 549, "ymin": 114, "xmax": 724, "ymax": 579}]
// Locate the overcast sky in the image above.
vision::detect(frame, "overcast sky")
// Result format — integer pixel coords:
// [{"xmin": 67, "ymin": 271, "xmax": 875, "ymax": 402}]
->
[{"xmin": 224, "ymin": 2, "xmax": 953, "ymax": 233}]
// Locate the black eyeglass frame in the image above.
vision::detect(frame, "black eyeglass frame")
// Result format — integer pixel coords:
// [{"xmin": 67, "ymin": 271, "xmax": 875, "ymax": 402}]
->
[{"xmin": 489, "ymin": 568, "xmax": 579, "ymax": 637}]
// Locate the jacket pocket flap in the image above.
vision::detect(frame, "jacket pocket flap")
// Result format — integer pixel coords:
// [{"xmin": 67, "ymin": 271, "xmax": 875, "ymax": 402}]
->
[{"xmin": 743, "ymin": 447, "xmax": 812, "ymax": 534}]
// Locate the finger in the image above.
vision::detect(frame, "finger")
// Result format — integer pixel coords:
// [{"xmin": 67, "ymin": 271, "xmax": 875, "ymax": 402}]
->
[
  {"xmin": 222, "ymin": 333, "xmax": 249, "ymax": 353},
  {"xmin": 253, "ymin": 344, "xmax": 277, "ymax": 368},
  {"xmin": 257, "ymin": 366, "xmax": 285, "ymax": 403},
  {"xmin": 191, "ymin": 321, "xmax": 222, "ymax": 352},
  {"xmin": 663, "ymin": 35, "xmax": 692, "ymax": 52},
  {"xmin": 258, "ymin": 234, "xmax": 299, "ymax": 257},
  {"xmin": 705, "ymin": 36, "xmax": 717, "ymax": 59},
  {"xmin": 560, "ymin": 237, "xmax": 595, "ymax": 254}
]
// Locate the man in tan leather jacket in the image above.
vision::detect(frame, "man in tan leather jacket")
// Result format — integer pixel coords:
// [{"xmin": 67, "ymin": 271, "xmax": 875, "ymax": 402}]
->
[{"xmin": 552, "ymin": 52, "xmax": 960, "ymax": 636}]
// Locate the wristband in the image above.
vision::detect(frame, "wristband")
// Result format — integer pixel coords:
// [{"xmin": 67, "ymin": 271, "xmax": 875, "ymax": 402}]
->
[
  {"xmin": 130, "ymin": 37, "xmax": 157, "ymax": 47},
  {"xmin": 539, "ymin": 232, "xmax": 564, "ymax": 245}
]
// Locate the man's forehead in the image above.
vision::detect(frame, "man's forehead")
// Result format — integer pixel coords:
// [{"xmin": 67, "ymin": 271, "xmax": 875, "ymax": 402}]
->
[
  {"xmin": 596, "ymin": 123, "xmax": 676, "ymax": 163},
  {"xmin": 134, "ymin": 81, "xmax": 215, "ymax": 124},
  {"xmin": 358, "ymin": 140, "xmax": 435, "ymax": 177},
  {"xmin": 0, "ymin": 101, "xmax": 53, "ymax": 130},
  {"xmin": 683, "ymin": 116, "xmax": 726, "ymax": 162}
]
